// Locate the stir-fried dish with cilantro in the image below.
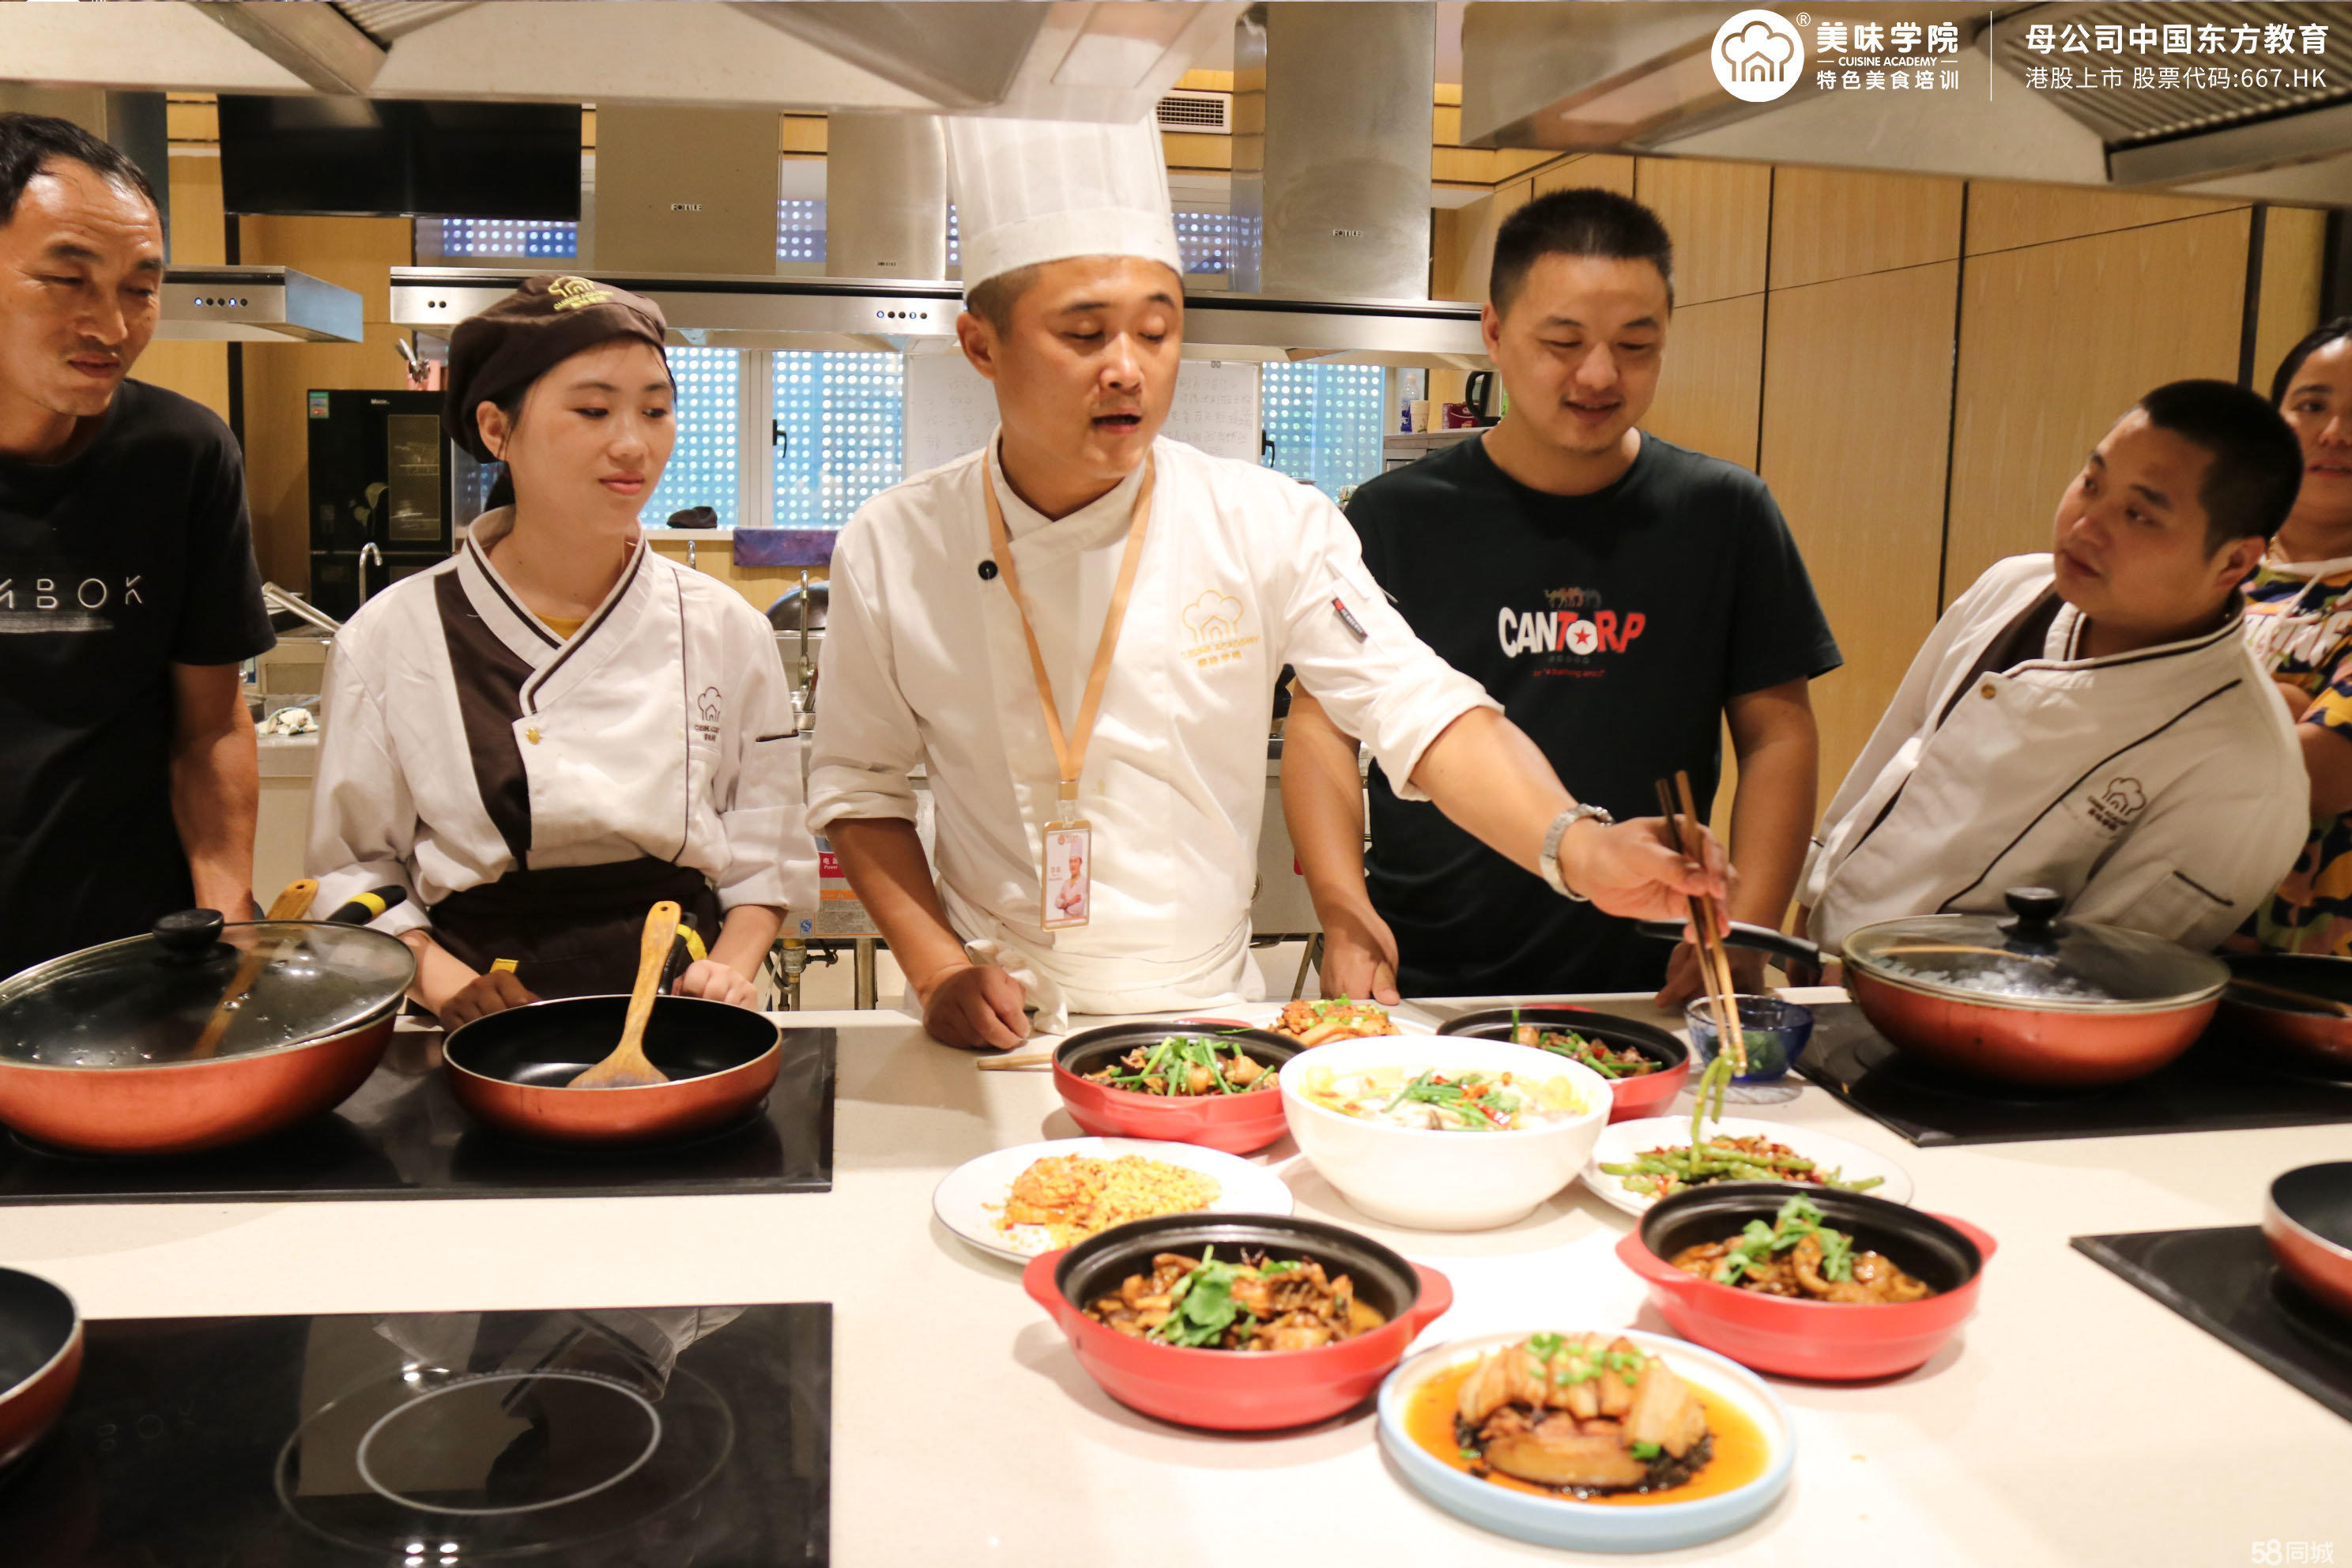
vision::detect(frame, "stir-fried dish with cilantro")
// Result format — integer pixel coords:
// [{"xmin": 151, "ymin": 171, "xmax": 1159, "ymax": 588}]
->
[
  {"xmin": 1298, "ymin": 1064, "xmax": 1586, "ymax": 1131},
  {"xmin": 1508, "ymin": 1020, "xmax": 1659, "ymax": 1077},
  {"xmin": 1668, "ymin": 1193, "xmax": 1934, "ymax": 1303},
  {"xmin": 1086, "ymin": 1033, "xmax": 1271, "ymax": 1096},
  {"xmin": 1274, "ymin": 997, "xmax": 1398, "ymax": 1045},
  {"xmin": 1084, "ymin": 1248, "xmax": 1387, "ymax": 1351}
]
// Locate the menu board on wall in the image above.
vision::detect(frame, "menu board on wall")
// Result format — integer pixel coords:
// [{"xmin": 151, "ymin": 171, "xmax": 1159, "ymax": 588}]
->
[{"xmin": 901, "ymin": 352, "xmax": 1263, "ymax": 477}]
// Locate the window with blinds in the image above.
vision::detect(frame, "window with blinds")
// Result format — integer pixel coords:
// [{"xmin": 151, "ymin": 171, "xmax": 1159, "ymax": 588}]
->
[
  {"xmin": 1261, "ymin": 364, "xmax": 1387, "ymax": 502},
  {"xmin": 640, "ymin": 345, "xmax": 740, "ymax": 528},
  {"xmin": 774, "ymin": 352, "xmax": 904, "ymax": 527}
]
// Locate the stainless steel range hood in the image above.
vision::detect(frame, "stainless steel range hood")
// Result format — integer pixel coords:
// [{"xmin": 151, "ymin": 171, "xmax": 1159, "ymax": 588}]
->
[
  {"xmin": 160, "ymin": 266, "xmax": 366, "ymax": 344},
  {"xmin": 390, "ymin": 268, "xmax": 1488, "ymax": 368}
]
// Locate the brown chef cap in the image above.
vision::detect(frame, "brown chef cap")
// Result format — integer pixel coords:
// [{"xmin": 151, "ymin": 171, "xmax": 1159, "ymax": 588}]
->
[{"xmin": 440, "ymin": 274, "xmax": 670, "ymax": 461}]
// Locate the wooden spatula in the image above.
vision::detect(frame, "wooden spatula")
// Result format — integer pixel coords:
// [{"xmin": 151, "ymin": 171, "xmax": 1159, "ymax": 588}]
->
[
  {"xmin": 189, "ymin": 878, "xmax": 319, "ymax": 1060},
  {"xmin": 570, "ymin": 900, "xmax": 680, "ymax": 1090}
]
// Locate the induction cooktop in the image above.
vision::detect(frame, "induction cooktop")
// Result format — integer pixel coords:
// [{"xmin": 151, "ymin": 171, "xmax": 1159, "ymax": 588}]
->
[
  {"xmin": 2072, "ymin": 1227, "xmax": 2352, "ymax": 1424},
  {"xmin": 1794, "ymin": 1003, "xmax": 2352, "ymax": 1147},
  {"xmin": 0, "ymin": 1302, "xmax": 830, "ymax": 1566},
  {"xmin": 0, "ymin": 1026, "xmax": 835, "ymax": 1204}
]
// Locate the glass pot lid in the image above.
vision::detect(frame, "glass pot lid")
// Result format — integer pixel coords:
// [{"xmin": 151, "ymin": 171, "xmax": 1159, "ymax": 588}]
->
[
  {"xmin": 0, "ymin": 910, "xmax": 416, "ymax": 1069},
  {"xmin": 1841, "ymin": 888, "xmax": 2229, "ymax": 1012}
]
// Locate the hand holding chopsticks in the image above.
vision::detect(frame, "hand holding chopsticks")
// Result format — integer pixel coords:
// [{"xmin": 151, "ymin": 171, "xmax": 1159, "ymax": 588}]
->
[{"xmin": 1654, "ymin": 774, "xmax": 1747, "ymax": 1080}]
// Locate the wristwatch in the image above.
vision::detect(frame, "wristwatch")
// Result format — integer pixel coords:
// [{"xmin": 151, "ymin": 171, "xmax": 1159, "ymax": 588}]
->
[{"xmin": 1540, "ymin": 804, "xmax": 1615, "ymax": 901}]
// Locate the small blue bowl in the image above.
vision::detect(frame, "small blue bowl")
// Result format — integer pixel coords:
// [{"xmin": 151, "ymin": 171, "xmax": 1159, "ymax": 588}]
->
[
  {"xmin": 1683, "ymin": 996, "xmax": 1814, "ymax": 1084},
  {"xmin": 1375, "ymin": 1329, "xmax": 1795, "ymax": 1552}
]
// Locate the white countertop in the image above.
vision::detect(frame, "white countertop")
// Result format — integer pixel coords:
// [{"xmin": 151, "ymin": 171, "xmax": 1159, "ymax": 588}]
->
[{"xmin": 3, "ymin": 989, "xmax": 2346, "ymax": 1565}]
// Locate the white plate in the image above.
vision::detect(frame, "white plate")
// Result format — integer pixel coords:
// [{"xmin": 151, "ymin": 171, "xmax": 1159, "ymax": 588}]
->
[
  {"xmin": 1184, "ymin": 1000, "xmax": 1435, "ymax": 1038},
  {"xmin": 1377, "ymin": 1329, "xmax": 1795, "ymax": 1552},
  {"xmin": 931, "ymin": 1136, "xmax": 1295, "ymax": 1263},
  {"xmin": 1581, "ymin": 1115, "xmax": 1914, "ymax": 1218}
]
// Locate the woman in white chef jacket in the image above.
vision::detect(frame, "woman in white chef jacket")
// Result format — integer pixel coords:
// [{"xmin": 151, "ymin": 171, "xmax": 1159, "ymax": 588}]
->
[{"xmin": 307, "ymin": 276, "xmax": 816, "ymax": 1025}]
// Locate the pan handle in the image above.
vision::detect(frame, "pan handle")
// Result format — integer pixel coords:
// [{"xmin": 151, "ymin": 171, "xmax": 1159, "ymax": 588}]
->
[
  {"xmin": 1634, "ymin": 918, "xmax": 1826, "ymax": 986},
  {"xmin": 326, "ymin": 887, "xmax": 409, "ymax": 925},
  {"xmin": 661, "ymin": 914, "xmax": 703, "ymax": 993}
]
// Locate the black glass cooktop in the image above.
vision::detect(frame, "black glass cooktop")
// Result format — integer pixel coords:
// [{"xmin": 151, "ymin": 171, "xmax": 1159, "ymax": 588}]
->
[
  {"xmin": 0, "ymin": 1027, "xmax": 835, "ymax": 1204},
  {"xmin": 0, "ymin": 1302, "xmax": 829, "ymax": 1566},
  {"xmin": 1794, "ymin": 1003, "xmax": 2352, "ymax": 1147},
  {"xmin": 2073, "ymin": 1227, "xmax": 2352, "ymax": 1423}
]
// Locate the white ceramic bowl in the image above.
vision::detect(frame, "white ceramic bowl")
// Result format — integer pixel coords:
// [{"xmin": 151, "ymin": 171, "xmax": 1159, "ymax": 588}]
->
[{"xmin": 1278, "ymin": 1035, "xmax": 1611, "ymax": 1231}]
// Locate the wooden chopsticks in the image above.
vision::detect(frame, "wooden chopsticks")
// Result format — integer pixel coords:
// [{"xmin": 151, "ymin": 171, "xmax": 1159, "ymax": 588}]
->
[{"xmin": 1655, "ymin": 773, "xmax": 1746, "ymax": 1076}]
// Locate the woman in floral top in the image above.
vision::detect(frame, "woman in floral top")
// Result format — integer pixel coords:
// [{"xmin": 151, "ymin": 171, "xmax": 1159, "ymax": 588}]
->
[{"xmin": 2245, "ymin": 317, "xmax": 2352, "ymax": 953}]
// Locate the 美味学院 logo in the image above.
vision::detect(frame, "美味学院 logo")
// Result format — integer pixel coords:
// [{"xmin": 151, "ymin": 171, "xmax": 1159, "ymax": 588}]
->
[{"xmin": 1713, "ymin": 9, "xmax": 1806, "ymax": 101}]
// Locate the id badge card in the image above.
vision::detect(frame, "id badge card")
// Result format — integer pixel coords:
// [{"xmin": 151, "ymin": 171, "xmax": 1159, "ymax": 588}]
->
[{"xmin": 1042, "ymin": 820, "xmax": 1092, "ymax": 929}]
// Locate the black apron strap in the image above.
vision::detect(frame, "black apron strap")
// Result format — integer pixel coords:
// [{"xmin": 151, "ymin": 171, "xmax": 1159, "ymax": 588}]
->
[{"xmin": 431, "ymin": 858, "xmax": 724, "ymax": 999}]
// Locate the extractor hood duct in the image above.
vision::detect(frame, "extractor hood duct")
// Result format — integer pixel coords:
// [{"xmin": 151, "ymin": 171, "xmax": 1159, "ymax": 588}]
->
[
  {"xmin": 389, "ymin": 269, "xmax": 1488, "ymax": 368},
  {"xmin": 160, "ymin": 267, "xmax": 365, "ymax": 344},
  {"xmin": 1231, "ymin": 2, "xmax": 1436, "ymax": 301},
  {"xmin": 824, "ymin": 114, "xmax": 948, "ymax": 279}
]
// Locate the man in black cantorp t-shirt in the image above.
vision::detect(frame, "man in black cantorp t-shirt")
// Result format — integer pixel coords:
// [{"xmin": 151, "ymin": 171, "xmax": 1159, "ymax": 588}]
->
[
  {"xmin": 1283, "ymin": 189, "xmax": 1840, "ymax": 1003},
  {"xmin": 0, "ymin": 114, "xmax": 273, "ymax": 978}
]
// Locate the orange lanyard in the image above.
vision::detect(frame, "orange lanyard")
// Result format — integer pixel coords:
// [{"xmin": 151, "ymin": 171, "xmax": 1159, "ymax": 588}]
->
[{"xmin": 979, "ymin": 448, "xmax": 1156, "ymax": 816}]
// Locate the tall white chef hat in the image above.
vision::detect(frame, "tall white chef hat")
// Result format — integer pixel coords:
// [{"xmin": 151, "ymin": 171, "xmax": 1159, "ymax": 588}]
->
[{"xmin": 947, "ymin": 115, "xmax": 1182, "ymax": 292}]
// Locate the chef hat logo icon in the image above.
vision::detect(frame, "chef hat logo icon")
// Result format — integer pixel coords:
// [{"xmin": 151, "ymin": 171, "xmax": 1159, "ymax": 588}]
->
[
  {"xmin": 2096, "ymin": 777, "xmax": 2147, "ymax": 819},
  {"xmin": 1712, "ymin": 9, "xmax": 1804, "ymax": 102},
  {"xmin": 1183, "ymin": 591, "xmax": 1244, "ymax": 643}
]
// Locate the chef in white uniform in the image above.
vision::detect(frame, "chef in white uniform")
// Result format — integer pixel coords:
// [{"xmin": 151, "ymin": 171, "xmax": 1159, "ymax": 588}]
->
[
  {"xmin": 308, "ymin": 276, "xmax": 816, "ymax": 1024},
  {"xmin": 1801, "ymin": 379, "xmax": 2308, "ymax": 954},
  {"xmin": 809, "ymin": 118, "xmax": 1727, "ymax": 1048}
]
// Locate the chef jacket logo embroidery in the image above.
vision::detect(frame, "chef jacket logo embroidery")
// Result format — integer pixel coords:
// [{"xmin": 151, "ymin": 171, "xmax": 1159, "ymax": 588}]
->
[
  {"xmin": 1181, "ymin": 590, "xmax": 1257, "ymax": 668},
  {"xmin": 2086, "ymin": 776, "xmax": 2148, "ymax": 832},
  {"xmin": 1498, "ymin": 586, "xmax": 1645, "ymax": 673},
  {"xmin": 693, "ymin": 685, "xmax": 722, "ymax": 743}
]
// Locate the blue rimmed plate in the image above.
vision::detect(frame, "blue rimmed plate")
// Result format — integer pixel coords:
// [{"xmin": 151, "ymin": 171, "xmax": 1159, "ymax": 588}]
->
[{"xmin": 1375, "ymin": 1329, "xmax": 1795, "ymax": 1552}]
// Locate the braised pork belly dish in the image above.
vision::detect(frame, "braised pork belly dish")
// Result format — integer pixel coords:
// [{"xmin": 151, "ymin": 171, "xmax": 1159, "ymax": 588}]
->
[
  {"xmin": 1667, "ymin": 1194, "xmax": 1936, "ymax": 1303},
  {"xmin": 1084, "ymin": 1248, "xmax": 1387, "ymax": 1351},
  {"xmin": 1453, "ymin": 1333, "xmax": 1713, "ymax": 1495}
]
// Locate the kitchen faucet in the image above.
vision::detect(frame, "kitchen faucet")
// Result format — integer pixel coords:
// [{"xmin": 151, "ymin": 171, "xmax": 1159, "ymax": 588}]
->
[{"xmin": 356, "ymin": 541, "xmax": 383, "ymax": 605}]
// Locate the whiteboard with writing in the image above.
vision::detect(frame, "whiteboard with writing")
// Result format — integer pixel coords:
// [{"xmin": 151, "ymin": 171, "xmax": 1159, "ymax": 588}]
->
[{"xmin": 901, "ymin": 352, "xmax": 1262, "ymax": 477}]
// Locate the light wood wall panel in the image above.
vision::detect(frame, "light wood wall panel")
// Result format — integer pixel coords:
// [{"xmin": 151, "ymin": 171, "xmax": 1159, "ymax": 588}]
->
[
  {"xmin": 1430, "ymin": 196, "xmax": 1485, "ymax": 302},
  {"xmin": 1964, "ymin": 179, "xmax": 2245, "ymax": 255},
  {"xmin": 1534, "ymin": 154, "xmax": 1634, "ymax": 199},
  {"xmin": 1633, "ymin": 158, "xmax": 1770, "ymax": 307},
  {"xmin": 1768, "ymin": 168, "xmax": 1962, "ymax": 289},
  {"xmin": 2254, "ymin": 205, "xmax": 2330, "ymax": 397},
  {"xmin": 1945, "ymin": 208, "xmax": 2252, "ymax": 601},
  {"xmin": 137, "ymin": 151, "xmax": 231, "ymax": 424},
  {"xmin": 237, "ymin": 214, "xmax": 416, "ymax": 589},
  {"xmin": 1759, "ymin": 262, "xmax": 1962, "ymax": 804},
  {"xmin": 1644, "ymin": 292, "xmax": 1764, "ymax": 471}
]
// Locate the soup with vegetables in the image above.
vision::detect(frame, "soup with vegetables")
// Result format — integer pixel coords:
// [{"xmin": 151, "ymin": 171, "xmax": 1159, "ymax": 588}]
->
[{"xmin": 1297, "ymin": 1065, "xmax": 1586, "ymax": 1131}]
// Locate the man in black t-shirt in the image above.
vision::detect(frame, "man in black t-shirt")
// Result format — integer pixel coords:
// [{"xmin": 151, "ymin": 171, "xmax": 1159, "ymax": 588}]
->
[
  {"xmin": 1283, "ymin": 190, "xmax": 1839, "ymax": 1001},
  {"xmin": 0, "ymin": 114, "xmax": 273, "ymax": 978}
]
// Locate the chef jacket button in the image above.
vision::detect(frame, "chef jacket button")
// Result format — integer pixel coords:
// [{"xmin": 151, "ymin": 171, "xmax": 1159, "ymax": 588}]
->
[
  {"xmin": 1979, "ymin": 682, "xmax": 1997, "ymax": 699},
  {"xmin": 978, "ymin": 560, "xmax": 999, "ymax": 581}
]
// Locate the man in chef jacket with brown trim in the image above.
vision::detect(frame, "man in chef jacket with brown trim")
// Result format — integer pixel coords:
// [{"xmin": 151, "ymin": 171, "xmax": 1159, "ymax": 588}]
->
[{"xmin": 809, "ymin": 117, "xmax": 1728, "ymax": 1049}]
